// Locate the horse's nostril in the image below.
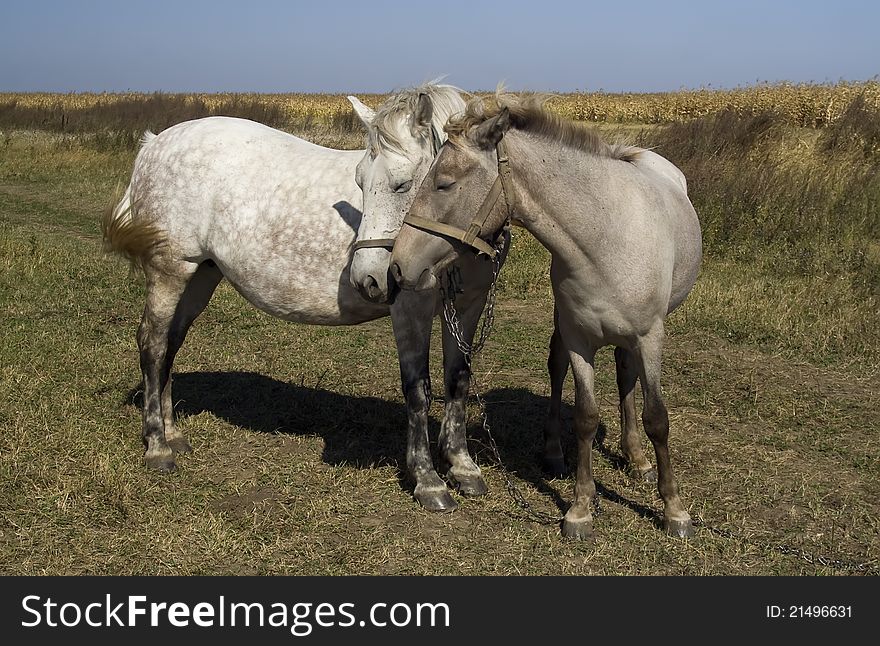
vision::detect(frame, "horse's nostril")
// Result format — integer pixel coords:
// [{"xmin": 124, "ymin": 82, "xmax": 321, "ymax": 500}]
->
[
  {"xmin": 415, "ymin": 267, "xmax": 436, "ymax": 291},
  {"xmin": 364, "ymin": 275, "xmax": 379, "ymax": 298},
  {"xmin": 390, "ymin": 262, "xmax": 403, "ymax": 285}
]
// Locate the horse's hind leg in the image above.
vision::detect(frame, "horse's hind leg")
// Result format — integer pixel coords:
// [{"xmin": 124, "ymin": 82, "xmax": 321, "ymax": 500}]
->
[
  {"xmin": 542, "ymin": 307, "xmax": 568, "ymax": 477},
  {"xmin": 160, "ymin": 261, "xmax": 223, "ymax": 453},
  {"xmin": 438, "ymin": 297, "xmax": 490, "ymax": 497},
  {"xmin": 614, "ymin": 346, "xmax": 656, "ymax": 482},
  {"xmin": 632, "ymin": 325, "xmax": 694, "ymax": 538},
  {"xmin": 138, "ymin": 260, "xmax": 219, "ymax": 471}
]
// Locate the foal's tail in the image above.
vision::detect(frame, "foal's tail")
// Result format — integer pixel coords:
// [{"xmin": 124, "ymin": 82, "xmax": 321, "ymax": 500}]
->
[{"xmin": 101, "ymin": 132, "xmax": 168, "ymax": 271}]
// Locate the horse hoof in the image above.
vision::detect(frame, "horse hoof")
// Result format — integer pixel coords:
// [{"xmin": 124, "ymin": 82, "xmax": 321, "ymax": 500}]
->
[
  {"xmin": 542, "ymin": 456, "xmax": 566, "ymax": 479},
  {"xmin": 447, "ymin": 471, "xmax": 489, "ymax": 497},
  {"xmin": 638, "ymin": 467, "xmax": 658, "ymax": 484},
  {"xmin": 415, "ymin": 487, "xmax": 458, "ymax": 513},
  {"xmin": 145, "ymin": 454, "xmax": 177, "ymax": 473},
  {"xmin": 664, "ymin": 518, "xmax": 696, "ymax": 539},
  {"xmin": 167, "ymin": 436, "xmax": 192, "ymax": 454},
  {"xmin": 561, "ymin": 517, "xmax": 594, "ymax": 541}
]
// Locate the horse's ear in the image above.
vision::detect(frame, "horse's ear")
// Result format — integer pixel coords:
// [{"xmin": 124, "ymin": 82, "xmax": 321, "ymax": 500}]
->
[
  {"xmin": 347, "ymin": 96, "xmax": 375, "ymax": 127},
  {"xmin": 473, "ymin": 107, "xmax": 511, "ymax": 149},
  {"xmin": 414, "ymin": 92, "xmax": 433, "ymax": 128}
]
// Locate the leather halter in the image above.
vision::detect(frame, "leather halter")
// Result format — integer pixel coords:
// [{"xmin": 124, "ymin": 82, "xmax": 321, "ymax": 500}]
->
[
  {"xmin": 401, "ymin": 138, "xmax": 512, "ymax": 259},
  {"xmin": 351, "ymin": 125, "xmax": 446, "ymax": 253},
  {"xmin": 352, "ymin": 237, "xmax": 396, "ymax": 252}
]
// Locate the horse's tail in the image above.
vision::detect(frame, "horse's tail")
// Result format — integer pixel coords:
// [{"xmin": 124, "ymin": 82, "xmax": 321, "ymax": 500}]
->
[{"xmin": 101, "ymin": 132, "xmax": 169, "ymax": 271}]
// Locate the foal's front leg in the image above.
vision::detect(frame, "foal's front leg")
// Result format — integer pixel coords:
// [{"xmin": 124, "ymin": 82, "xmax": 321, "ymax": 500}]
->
[
  {"xmin": 561, "ymin": 345, "xmax": 600, "ymax": 540},
  {"xmin": 390, "ymin": 290, "xmax": 456, "ymax": 512}
]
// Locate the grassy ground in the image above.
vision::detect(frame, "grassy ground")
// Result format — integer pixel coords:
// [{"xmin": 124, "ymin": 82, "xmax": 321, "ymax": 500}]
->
[{"xmin": 0, "ymin": 115, "xmax": 878, "ymax": 575}]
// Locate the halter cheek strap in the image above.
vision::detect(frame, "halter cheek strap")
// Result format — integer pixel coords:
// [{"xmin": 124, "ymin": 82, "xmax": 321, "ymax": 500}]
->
[{"xmin": 401, "ymin": 138, "xmax": 513, "ymax": 259}]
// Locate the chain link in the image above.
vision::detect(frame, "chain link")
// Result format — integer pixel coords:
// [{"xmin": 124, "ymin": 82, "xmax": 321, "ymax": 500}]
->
[
  {"xmin": 690, "ymin": 515, "xmax": 876, "ymax": 574},
  {"xmin": 441, "ymin": 258, "xmax": 499, "ymax": 357},
  {"xmin": 440, "ymin": 229, "xmax": 874, "ymax": 573}
]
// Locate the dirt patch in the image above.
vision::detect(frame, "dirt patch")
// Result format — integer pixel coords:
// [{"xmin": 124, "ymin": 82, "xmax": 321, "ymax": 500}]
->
[{"xmin": 211, "ymin": 485, "xmax": 286, "ymax": 516}]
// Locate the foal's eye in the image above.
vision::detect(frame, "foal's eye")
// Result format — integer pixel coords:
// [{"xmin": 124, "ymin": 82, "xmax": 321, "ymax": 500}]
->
[
  {"xmin": 436, "ymin": 180, "xmax": 456, "ymax": 191},
  {"xmin": 392, "ymin": 179, "xmax": 413, "ymax": 193}
]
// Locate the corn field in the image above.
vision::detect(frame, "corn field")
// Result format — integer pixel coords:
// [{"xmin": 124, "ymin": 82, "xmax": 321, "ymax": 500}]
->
[{"xmin": 2, "ymin": 81, "xmax": 878, "ymax": 131}]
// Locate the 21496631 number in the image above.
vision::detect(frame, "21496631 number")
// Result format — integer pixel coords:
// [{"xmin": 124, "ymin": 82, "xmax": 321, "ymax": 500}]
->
[{"xmin": 766, "ymin": 605, "xmax": 853, "ymax": 618}]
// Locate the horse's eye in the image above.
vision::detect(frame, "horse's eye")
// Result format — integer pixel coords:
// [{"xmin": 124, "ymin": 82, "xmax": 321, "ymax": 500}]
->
[
  {"xmin": 392, "ymin": 179, "xmax": 413, "ymax": 193},
  {"xmin": 436, "ymin": 180, "xmax": 456, "ymax": 191}
]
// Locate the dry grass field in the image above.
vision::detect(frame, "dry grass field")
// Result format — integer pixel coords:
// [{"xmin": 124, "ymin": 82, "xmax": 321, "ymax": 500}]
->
[{"xmin": 0, "ymin": 83, "xmax": 878, "ymax": 574}]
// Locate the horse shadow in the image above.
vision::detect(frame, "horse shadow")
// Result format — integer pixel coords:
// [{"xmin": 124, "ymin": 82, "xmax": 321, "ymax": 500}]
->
[
  {"xmin": 128, "ymin": 371, "xmax": 411, "ymax": 471},
  {"xmin": 478, "ymin": 387, "xmax": 663, "ymax": 528},
  {"xmin": 126, "ymin": 374, "xmax": 659, "ymax": 525}
]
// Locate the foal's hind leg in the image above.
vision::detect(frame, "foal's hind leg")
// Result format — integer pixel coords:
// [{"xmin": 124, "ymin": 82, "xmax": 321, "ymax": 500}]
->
[
  {"xmin": 438, "ymin": 297, "xmax": 490, "ymax": 497},
  {"xmin": 139, "ymin": 260, "xmax": 219, "ymax": 471},
  {"xmin": 160, "ymin": 261, "xmax": 223, "ymax": 454},
  {"xmin": 391, "ymin": 290, "xmax": 456, "ymax": 512},
  {"xmin": 614, "ymin": 346, "xmax": 656, "ymax": 483},
  {"xmin": 542, "ymin": 308, "xmax": 568, "ymax": 477},
  {"xmin": 632, "ymin": 325, "xmax": 694, "ymax": 538}
]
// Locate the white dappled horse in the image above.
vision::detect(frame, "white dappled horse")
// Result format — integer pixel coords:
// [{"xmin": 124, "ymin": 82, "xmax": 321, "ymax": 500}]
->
[{"xmin": 103, "ymin": 84, "xmax": 491, "ymax": 510}]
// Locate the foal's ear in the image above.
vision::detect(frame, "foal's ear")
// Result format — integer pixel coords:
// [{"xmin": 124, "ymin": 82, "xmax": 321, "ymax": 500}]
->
[
  {"xmin": 347, "ymin": 96, "xmax": 376, "ymax": 127},
  {"xmin": 473, "ymin": 107, "xmax": 511, "ymax": 149},
  {"xmin": 413, "ymin": 92, "xmax": 433, "ymax": 128}
]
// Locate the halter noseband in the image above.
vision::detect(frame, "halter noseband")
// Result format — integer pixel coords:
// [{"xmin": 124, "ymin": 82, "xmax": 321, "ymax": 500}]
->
[
  {"xmin": 401, "ymin": 138, "xmax": 512, "ymax": 259},
  {"xmin": 352, "ymin": 237, "xmax": 396, "ymax": 252}
]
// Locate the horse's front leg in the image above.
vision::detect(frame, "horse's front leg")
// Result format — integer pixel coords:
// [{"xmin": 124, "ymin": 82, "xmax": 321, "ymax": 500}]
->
[
  {"xmin": 390, "ymin": 289, "xmax": 457, "ymax": 512},
  {"xmin": 438, "ymin": 293, "xmax": 490, "ymax": 497}
]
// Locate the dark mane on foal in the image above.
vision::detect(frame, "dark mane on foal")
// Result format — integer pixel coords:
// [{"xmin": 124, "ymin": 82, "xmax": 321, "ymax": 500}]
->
[{"xmin": 445, "ymin": 92, "xmax": 641, "ymax": 162}]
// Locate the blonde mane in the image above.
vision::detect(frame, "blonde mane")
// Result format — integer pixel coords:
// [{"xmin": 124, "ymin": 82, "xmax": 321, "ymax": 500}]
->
[
  {"xmin": 370, "ymin": 81, "xmax": 469, "ymax": 155},
  {"xmin": 446, "ymin": 92, "xmax": 641, "ymax": 162}
]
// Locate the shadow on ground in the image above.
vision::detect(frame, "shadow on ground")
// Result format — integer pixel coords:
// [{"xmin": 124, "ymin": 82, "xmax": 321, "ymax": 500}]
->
[
  {"xmin": 128, "ymin": 373, "xmax": 660, "ymax": 523},
  {"xmin": 129, "ymin": 371, "xmax": 410, "ymax": 470},
  {"xmin": 482, "ymin": 387, "xmax": 662, "ymax": 527}
]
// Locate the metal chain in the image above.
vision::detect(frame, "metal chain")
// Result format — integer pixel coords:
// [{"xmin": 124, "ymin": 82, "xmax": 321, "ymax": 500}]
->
[
  {"xmin": 440, "ymin": 231, "xmax": 875, "ymax": 573},
  {"xmin": 689, "ymin": 515, "xmax": 877, "ymax": 574},
  {"xmin": 441, "ymin": 261, "xmax": 499, "ymax": 357}
]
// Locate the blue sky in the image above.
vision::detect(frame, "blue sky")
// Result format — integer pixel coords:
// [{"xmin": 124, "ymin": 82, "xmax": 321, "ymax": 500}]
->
[{"xmin": 1, "ymin": 0, "xmax": 877, "ymax": 93}]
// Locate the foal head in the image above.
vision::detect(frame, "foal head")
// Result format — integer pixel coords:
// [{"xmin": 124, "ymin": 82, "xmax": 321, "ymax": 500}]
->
[
  {"xmin": 390, "ymin": 101, "xmax": 513, "ymax": 292},
  {"xmin": 390, "ymin": 92, "xmax": 642, "ymax": 291}
]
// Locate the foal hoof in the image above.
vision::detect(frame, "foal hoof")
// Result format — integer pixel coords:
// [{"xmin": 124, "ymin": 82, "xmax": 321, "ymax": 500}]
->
[
  {"xmin": 414, "ymin": 487, "xmax": 458, "ymax": 513},
  {"xmin": 664, "ymin": 518, "xmax": 696, "ymax": 539},
  {"xmin": 542, "ymin": 456, "xmax": 567, "ymax": 479},
  {"xmin": 167, "ymin": 436, "xmax": 193, "ymax": 454},
  {"xmin": 447, "ymin": 470, "xmax": 489, "ymax": 497},
  {"xmin": 561, "ymin": 517, "xmax": 594, "ymax": 541}
]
